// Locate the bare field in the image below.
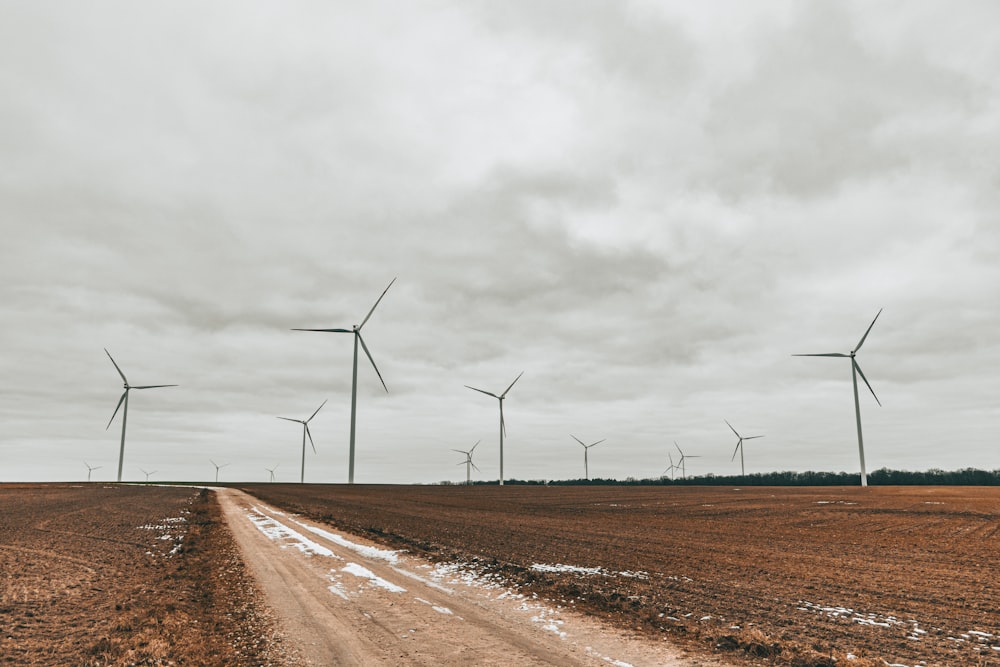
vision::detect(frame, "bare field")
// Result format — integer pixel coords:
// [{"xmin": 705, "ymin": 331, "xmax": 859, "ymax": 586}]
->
[
  {"xmin": 0, "ymin": 484, "xmax": 283, "ymax": 666},
  {"xmin": 240, "ymin": 484, "xmax": 1000, "ymax": 666}
]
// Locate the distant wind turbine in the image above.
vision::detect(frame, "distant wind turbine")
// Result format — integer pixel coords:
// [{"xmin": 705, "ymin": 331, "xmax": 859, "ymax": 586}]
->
[
  {"xmin": 674, "ymin": 442, "xmax": 700, "ymax": 480},
  {"xmin": 293, "ymin": 278, "xmax": 395, "ymax": 484},
  {"xmin": 209, "ymin": 459, "xmax": 230, "ymax": 483},
  {"xmin": 794, "ymin": 309, "xmax": 882, "ymax": 487},
  {"xmin": 662, "ymin": 453, "xmax": 678, "ymax": 481},
  {"xmin": 277, "ymin": 399, "xmax": 326, "ymax": 484},
  {"xmin": 571, "ymin": 435, "xmax": 605, "ymax": 481},
  {"xmin": 139, "ymin": 468, "xmax": 156, "ymax": 483},
  {"xmin": 266, "ymin": 464, "xmax": 279, "ymax": 483},
  {"xmin": 104, "ymin": 349, "xmax": 177, "ymax": 483},
  {"xmin": 725, "ymin": 420, "xmax": 763, "ymax": 477},
  {"xmin": 452, "ymin": 441, "xmax": 480, "ymax": 485},
  {"xmin": 84, "ymin": 461, "xmax": 101, "ymax": 482},
  {"xmin": 466, "ymin": 372, "xmax": 523, "ymax": 486}
]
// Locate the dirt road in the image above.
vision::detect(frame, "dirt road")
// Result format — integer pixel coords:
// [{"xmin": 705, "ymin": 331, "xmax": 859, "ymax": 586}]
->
[{"xmin": 216, "ymin": 488, "xmax": 727, "ymax": 666}]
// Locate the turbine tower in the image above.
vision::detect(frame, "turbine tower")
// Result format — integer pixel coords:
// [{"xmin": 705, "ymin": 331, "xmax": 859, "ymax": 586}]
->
[
  {"xmin": 104, "ymin": 349, "xmax": 177, "ymax": 483},
  {"xmin": 278, "ymin": 399, "xmax": 326, "ymax": 483},
  {"xmin": 725, "ymin": 420, "xmax": 763, "ymax": 477},
  {"xmin": 794, "ymin": 309, "xmax": 882, "ymax": 487},
  {"xmin": 210, "ymin": 459, "xmax": 229, "ymax": 483},
  {"xmin": 452, "ymin": 441, "xmax": 480, "ymax": 485},
  {"xmin": 266, "ymin": 464, "xmax": 279, "ymax": 482},
  {"xmin": 293, "ymin": 278, "xmax": 395, "ymax": 484},
  {"xmin": 84, "ymin": 461, "xmax": 101, "ymax": 482},
  {"xmin": 571, "ymin": 435, "xmax": 605, "ymax": 481},
  {"xmin": 466, "ymin": 372, "xmax": 523, "ymax": 486},
  {"xmin": 674, "ymin": 442, "xmax": 700, "ymax": 480}
]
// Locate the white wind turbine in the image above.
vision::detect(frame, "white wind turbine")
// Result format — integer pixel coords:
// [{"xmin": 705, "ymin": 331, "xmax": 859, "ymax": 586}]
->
[
  {"xmin": 662, "ymin": 453, "xmax": 678, "ymax": 481},
  {"xmin": 293, "ymin": 278, "xmax": 395, "ymax": 484},
  {"xmin": 277, "ymin": 399, "xmax": 326, "ymax": 484},
  {"xmin": 466, "ymin": 372, "xmax": 523, "ymax": 486},
  {"xmin": 266, "ymin": 464, "xmax": 279, "ymax": 482},
  {"xmin": 139, "ymin": 468, "xmax": 156, "ymax": 483},
  {"xmin": 571, "ymin": 435, "xmax": 605, "ymax": 481},
  {"xmin": 725, "ymin": 420, "xmax": 763, "ymax": 477},
  {"xmin": 104, "ymin": 349, "xmax": 177, "ymax": 483},
  {"xmin": 452, "ymin": 441, "xmax": 480, "ymax": 485},
  {"xmin": 674, "ymin": 442, "xmax": 700, "ymax": 480},
  {"xmin": 794, "ymin": 309, "xmax": 882, "ymax": 487},
  {"xmin": 84, "ymin": 461, "xmax": 101, "ymax": 482},
  {"xmin": 210, "ymin": 459, "xmax": 229, "ymax": 483}
]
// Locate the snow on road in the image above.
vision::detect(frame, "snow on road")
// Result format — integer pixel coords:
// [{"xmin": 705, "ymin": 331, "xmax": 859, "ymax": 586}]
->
[{"xmin": 217, "ymin": 490, "xmax": 719, "ymax": 666}]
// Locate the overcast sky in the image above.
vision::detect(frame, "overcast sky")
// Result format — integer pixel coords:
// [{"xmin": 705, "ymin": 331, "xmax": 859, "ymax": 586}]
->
[{"xmin": 2, "ymin": 1, "xmax": 999, "ymax": 484}]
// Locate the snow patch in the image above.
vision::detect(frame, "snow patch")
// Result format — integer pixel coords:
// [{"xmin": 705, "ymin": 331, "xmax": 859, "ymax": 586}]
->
[
  {"xmin": 247, "ymin": 507, "xmax": 342, "ymax": 559},
  {"xmin": 293, "ymin": 519, "xmax": 401, "ymax": 564},
  {"xmin": 342, "ymin": 562, "xmax": 406, "ymax": 593}
]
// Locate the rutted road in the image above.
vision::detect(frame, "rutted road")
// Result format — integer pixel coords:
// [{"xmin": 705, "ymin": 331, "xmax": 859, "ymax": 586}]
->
[{"xmin": 216, "ymin": 488, "xmax": 727, "ymax": 666}]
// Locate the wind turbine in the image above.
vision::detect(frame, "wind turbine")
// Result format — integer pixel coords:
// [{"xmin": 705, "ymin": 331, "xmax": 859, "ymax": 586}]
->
[
  {"xmin": 725, "ymin": 420, "xmax": 763, "ymax": 477},
  {"xmin": 84, "ymin": 461, "xmax": 101, "ymax": 482},
  {"xmin": 139, "ymin": 468, "xmax": 156, "ymax": 483},
  {"xmin": 104, "ymin": 349, "xmax": 177, "ymax": 483},
  {"xmin": 209, "ymin": 459, "xmax": 229, "ymax": 483},
  {"xmin": 277, "ymin": 400, "xmax": 326, "ymax": 484},
  {"xmin": 571, "ymin": 435, "xmax": 605, "ymax": 481},
  {"xmin": 293, "ymin": 278, "xmax": 395, "ymax": 484},
  {"xmin": 674, "ymin": 442, "xmax": 700, "ymax": 480},
  {"xmin": 452, "ymin": 441, "xmax": 480, "ymax": 485},
  {"xmin": 266, "ymin": 464, "xmax": 279, "ymax": 483},
  {"xmin": 465, "ymin": 372, "xmax": 523, "ymax": 486},
  {"xmin": 662, "ymin": 453, "xmax": 678, "ymax": 481},
  {"xmin": 794, "ymin": 309, "xmax": 882, "ymax": 487}
]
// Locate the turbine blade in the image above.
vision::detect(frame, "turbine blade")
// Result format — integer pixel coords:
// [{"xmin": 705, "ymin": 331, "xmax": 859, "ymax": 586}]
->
[
  {"xmin": 731, "ymin": 443, "xmax": 741, "ymax": 461},
  {"xmin": 471, "ymin": 462, "xmax": 480, "ymax": 472},
  {"xmin": 855, "ymin": 308, "xmax": 883, "ymax": 352},
  {"xmin": 132, "ymin": 384, "xmax": 178, "ymax": 389},
  {"xmin": 291, "ymin": 328, "xmax": 353, "ymax": 333},
  {"xmin": 470, "ymin": 440, "xmax": 481, "ymax": 453},
  {"xmin": 674, "ymin": 441, "xmax": 683, "ymax": 456},
  {"xmin": 724, "ymin": 419, "xmax": 740, "ymax": 437},
  {"xmin": 106, "ymin": 391, "xmax": 127, "ymax": 429},
  {"xmin": 308, "ymin": 399, "xmax": 328, "ymax": 422},
  {"xmin": 590, "ymin": 439, "xmax": 606, "ymax": 447},
  {"xmin": 854, "ymin": 359, "xmax": 882, "ymax": 407},
  {"xmin": 501, "ymin": 411, "xmax": 507, "ymax": 437},
  {"xmin": 792, "ymin": 353, "xmax": 849, "ymax": 357},
  {"xmin": 501, "ymin": 371, "xmax": 524, "ymax": 398},
  {"xmin": 277, "ymin": 417, "xmax": 304, "ymax": 424},
  {"xmin": 452, "ymin": 449, "xmax": 469, "ymax": 455},
  {"xmin": 357, "ymin": 333, "xmax": 388, "ymax": 392},
  {"xmin": 360, "ymin": 277, "xmax": 396, "ymax": 329},
  {"xmin": 465, "ymin": 385, "xmax": 499, "ymax": 399},
  {"xmin": 570, "ymin": 434, "xmax": 586, "ymax": 446},
  {"xmin": 305, "ymin": 424, "xmax": 317, "ymax": 454},
  {"xmin": 105, "ymin": 349, "xmax": 128, "ymax": 384},
  {"xmin": 744, "ymin": 435, "xmax": 764, "ymax": 440}
]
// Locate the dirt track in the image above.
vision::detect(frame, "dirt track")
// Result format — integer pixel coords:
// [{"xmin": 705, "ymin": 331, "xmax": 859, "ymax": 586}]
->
[{"xmin": 217, "ymin": 487, "xmax": 725, "ymax": 666}]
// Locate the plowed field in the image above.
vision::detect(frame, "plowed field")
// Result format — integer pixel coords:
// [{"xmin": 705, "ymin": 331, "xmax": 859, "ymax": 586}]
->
[
  {"xmin": 0, "ymin": 484, "xmax": 285, "ymax": 666},
  {"xmin": 240, "ymin": 484, "xmax": 1000, "ymax": 666}
]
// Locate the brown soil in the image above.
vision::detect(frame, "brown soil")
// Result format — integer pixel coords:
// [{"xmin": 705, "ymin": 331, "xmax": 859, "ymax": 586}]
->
[
  {"xmin": 240, "ymin": 483, "xmax": 1000, "ymax": 667},
  {"xmin": 0, "ymin": 483, "xmax": 287, "ymax": 666}
]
